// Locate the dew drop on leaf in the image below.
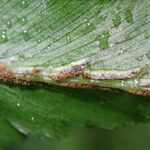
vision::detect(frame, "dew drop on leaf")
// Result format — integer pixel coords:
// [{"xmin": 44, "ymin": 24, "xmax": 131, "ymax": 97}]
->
[
  {"xmin": 121, "ymin": 81, "xmax": 125, "ymax": 87},
  {"xmin": 66, "ymin": 35, "xmax": 71, "ymax": 42},
  {"xmin": 16, "ymin": 103, "xmax": 20, "ymax": 107},
  {"xmin": 6, "ymin": 21, "xmax": 12, "ymax": 29},
  {"xmin": 34, "ymin": 24, "xmax": 43, "ymax": 32},
  {"xmin": 21, "ymin": 0, "xmax": 29, "ymax": 9},
  {"xmin": 53, "ymin": 37, "xmax": 59, "ymax": 43},
  {"xmin": 136, "ymin": 55, "xmax": 144, "ymax": 62},
  {"xmin": 37, "ymin": 39, "xmax": 41, "ymax": 43},
  {"xmin": 125, "ymin": 8, "xmax": 134, "ymax": 24},
  {"xmin": 31, "ymin": 117, "xmax": 34, "ymax": 121},
  {"xmin": 146, "ymin": 52, "xmax": 150, "ymax": 60},
  {"xmin": 20, "ymin": 16, "xmax": 28, "ymax": 25},
  {"xmin": 112, "ymin": 14, "xmax": 121, "ymax": 28},
  {"xmin": 96, "ymin": 31, "xmax": 110, "ymax": 50},
  {"xmin": 144, "ymin": 32, "xmax": 150, "ymax": 39},
  {"xmin": 22, "ymin": 30, "xmax": 31, "ymax": 41},
  {"xmin": 31, "ymin": 117, "xmax": 36, "ymax": 123},
  {"xmin": 19, "ymin": 53, "xmax": 25, "ymax": 62},
  {"xmin": 82, "ymin": 21, "xmax": 96, "ymax": 35},
  {"xmin": 0, "ymin": 31, "xmax": 8, "ymax": 44}
]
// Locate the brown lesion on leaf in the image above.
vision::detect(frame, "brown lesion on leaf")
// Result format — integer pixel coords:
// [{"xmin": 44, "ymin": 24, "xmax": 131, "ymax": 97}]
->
[
  {"xmin": 0, "ymin": 58, "xmax": 149, "ymax": 96},
  {"xmin": 50, "ymin": 68, "xmax": 81, "ymax": 81},
  {"xmin": 128, "ymin": 90, "xmax": 150, "ymax": 96},
  {"xmin": 0, "ymin": 63, "xmax": 30, "ymax": 85},
  {"xmin": 0, "ymin": 58, "xmax": 146, "ymax": 82},
  {"xmin": 129, "ymin": 79, "xmax": 150, "ymax": 96},
  {"xmin": 0, "ymin": 64, "xmax": 14, "ymax": 82},
  {"xmin": 32, "ymin": 67, "xmax": 42, "ymax": 76},
  {"xmin": 49, "ymin": 59, "xmax": 90, "ymax": 80},
  {"xmin": 83, "ymin": 67, "xmax": 146, "ymax": 80},
  {"xmin": 53, "ymin": 82, "xmax": 98, "ymax": 89},
  {"xmin": 53, "ymin": 82, "xmax": 112, "ymax": 92},
  {"xmin": 0, "ymin": 58, "xmax": 90, "ymax": 84}
]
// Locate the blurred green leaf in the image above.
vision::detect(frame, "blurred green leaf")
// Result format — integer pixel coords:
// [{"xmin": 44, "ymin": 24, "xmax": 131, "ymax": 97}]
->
[
  {"xmin": 0, "ymin": 117, "xmax": 23, "ymax": 150},
  {"xmin": 0, "ymin": 82, "xmax": 149, "ymax": 138}
]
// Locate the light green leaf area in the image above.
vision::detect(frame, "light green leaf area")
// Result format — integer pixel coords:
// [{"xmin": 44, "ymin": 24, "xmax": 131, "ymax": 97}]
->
[
  {"xmin": 0, "ymin": 0, "xmax": 149, "ymax": 94},
  {"xmin": 0, "ymin": 0, "xmax": 150, "ymax": 149}
]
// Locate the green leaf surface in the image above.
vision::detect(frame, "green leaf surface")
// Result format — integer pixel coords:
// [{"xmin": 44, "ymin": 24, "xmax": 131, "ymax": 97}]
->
[
  {"xmin": 0, "ymin": 0, "xmax": 149, "ymax": 94},
  {"xmin": 0, "ymin": 82, "xmax": 149, "ymax": 138},
  {"xmin": 0, "ymin": 0, "xmax": 150, "ymax": 148},
  {"xmin": 0, "ymin": 117, "xmax": 23, "ymax": 150}
]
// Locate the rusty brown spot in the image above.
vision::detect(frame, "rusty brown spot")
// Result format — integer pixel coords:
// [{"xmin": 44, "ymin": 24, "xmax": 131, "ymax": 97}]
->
[
  {"xmin": 52, "ymin": 70, "xmax": 80, "ymax": 81},
  {"xmin": 53, "ymin": 82, "xmax": 97, "ymax": 89},
  {"xmin": 128, "ymin": 90, "xmax": 150, "ymax": 96},
  {"xmin": 53, "ymin": 82, "xmax": 113, "ymax": 92},
  {"xmin": 0, "ymin": 63, "xmax": 30, "ymax": 85},
  {"xmin": 0, "ymin": 64, "xmax": 15, "ymax": 82},
  {"xmin": 0, "ymin": 62, "xmax": 149, "ymax": 96},
  {"xmin": 51, "ymin": 64, "xmax": 85, "ymax": 81},
  {"xmin": 32, "ymin": 67, "xmax": 42, "ymax": 76}
]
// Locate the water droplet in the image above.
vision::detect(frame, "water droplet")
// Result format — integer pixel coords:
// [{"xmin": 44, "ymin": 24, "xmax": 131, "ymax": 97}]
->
[
  {"xmin": 45, "ymin": 1, "xmax": 52, "ymax": 9},
  {"xmin": 11, "ymin": 122, "xmax": 28, "ymax": 135},
  {"xmin": 53, "ymin": 37, "xmax": 59, "ymax": 42},
  {"xmin": 81, "ymin": 65, "xmax": 85, "ymax": 69},
  {"xmin": 66, "ymin": 35, "xmax": 71, "ymax": 43},
  {"xmin": 87, "ymin": 22, "xmax": 91, "ymax": 26},
  {"xmin": 67, "ymin": 36, "xmax": 70, "ymax": 40},
  {"xmin": 140, "ymin": 19, "xmax": 147, "ymax": 26},
  {"xmin": 31, "ymin": 117, "xmax": 36, "ymax": 123},
  {"xmin": 134, "ymin": 79, "xmax": 138, "ymax": 84},
  {"xmin": 22, "ymin": 30, "xmax": 31, "ymax": 41},
  {"xmin": 90, "ymin": 80, "xmax": 95, "ymax": 83},
  {"xmin": 125, "ymin": 8, "xmax": 134, "ymax": 24},
  {"xmin": 145, "ymin": 32, "xmax": 149, "ymax": 39},
  {"xmin": 96, "ymin": 31, "xmax": 110, "ymax": 50},
  {"xmin": 44, "ymin": 133, "xmax": 52, "ymax": 138},
  {"xmin": 121, "ymin": 81, "xmax": 125, "ymax": 86},
  {"xmin": 37, "ymin": 39, "xmax": 41, "ymax": 43},
  {"xmin": 84, "ymin": 18, "xmax": 88, "ymax": 22},
  {"xmin": 31, "ymin": 117, "xmax": 34, "ymax": 121},
  {"xmin": 16, "ymin": 103, "xmax": 20, "ymax": 107},
  {"xmin": 82, "ymin": 21, "xmax": 96, "ymax": 35},
  {"xmin": 20, "ymin": 58, "xmax": 24, "ymax": 62},
  {"xmin": 0, "ymin": 31, "xmax": 8, "ymax": 44},
  {"xmin": 125, "ymin": 34, "xmax": 132, "ymax": 41},
  {"xmin": 34, "ymin": 24, "xmax": 43, "ymax": 32},
  {"xmin": 146, "ymin": 52, "xmax": 150, "ymax": 60},
  {"xmin": 120, "ymin": 49, "xmax": 124, "ymax": 54},
  {"xmin": 6, "ymin": 21, "xmax": 12, "ymax": 28},
  {"xmin": 136, "ymin": 55, "xmax": 144, "ymax": 62},
  {"xmin": 21, "ymin": 0, "xmax": 29, "ymax": 9},
  {"xmin": 19, "ymin": 54, "xmax": 25, "ymax": 62},
  {"xmin": 112, "ymin": 14, "xmax": 121, "ymax": 28},
  {"xmin": 20, "ymin": 16, "xmax": 28, "ymax": 25}
]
